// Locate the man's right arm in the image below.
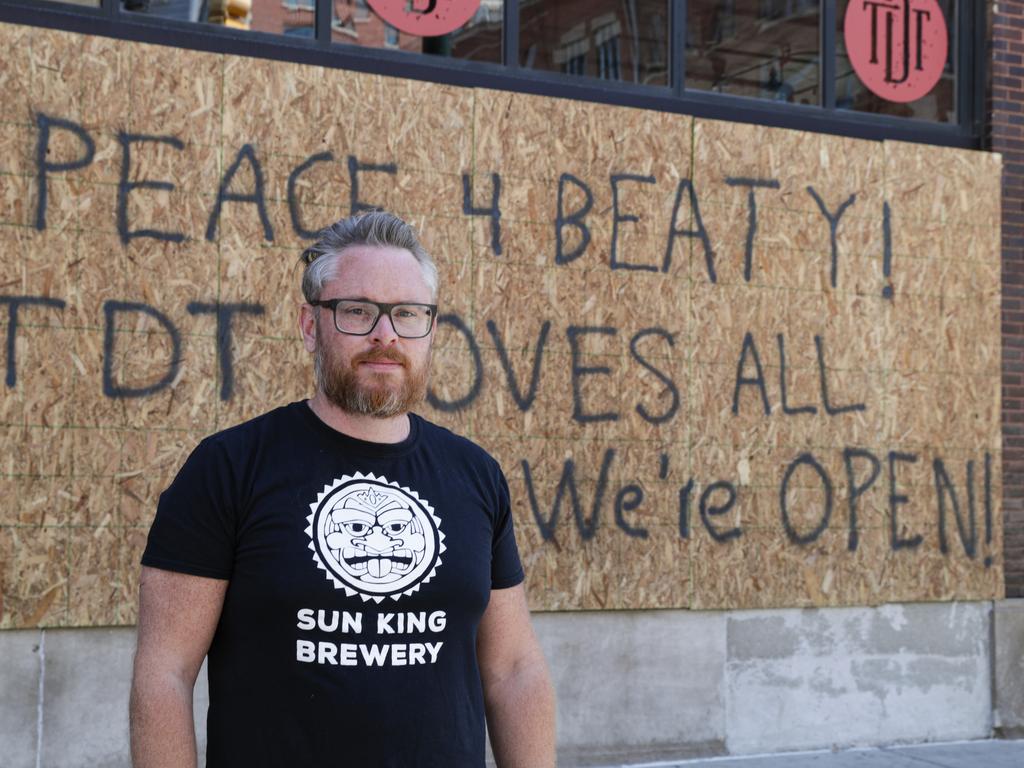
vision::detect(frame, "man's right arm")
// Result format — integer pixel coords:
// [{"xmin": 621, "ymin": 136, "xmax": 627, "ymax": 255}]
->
[{"xmin": 130, "ymin": 566, "xmax": 228, "ymax": 768}]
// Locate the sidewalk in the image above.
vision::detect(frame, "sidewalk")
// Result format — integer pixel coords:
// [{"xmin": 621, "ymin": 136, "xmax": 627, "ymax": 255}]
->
[{"xmin": 611, "ymin": 739, "xmax": 1024, "ymax": 768}]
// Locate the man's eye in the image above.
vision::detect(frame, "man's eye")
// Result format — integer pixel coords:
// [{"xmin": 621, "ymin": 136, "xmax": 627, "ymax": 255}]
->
[
  {"xmin": 388, "ymin": 522, "xmax": 407, "ymax": 534},
  {"xmin": 343, "ymin": 307, "xmax": 368, "ymax": 316},
  {"xmin": 345, "ymin": 522, "xmax": 367, "ymax": 534}
]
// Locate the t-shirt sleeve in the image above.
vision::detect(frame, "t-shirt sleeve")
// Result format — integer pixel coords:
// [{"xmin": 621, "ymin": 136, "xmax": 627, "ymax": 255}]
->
[
  {"xmin": 490, "ymin": 466, "xmax": 525, "ymax": 590},
  {"xmin": 141, "ymin": 437, "xmax": 238, "ymax": 580}
]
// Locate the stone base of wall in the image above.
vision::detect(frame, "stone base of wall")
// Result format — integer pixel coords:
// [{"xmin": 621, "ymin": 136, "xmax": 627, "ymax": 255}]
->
[
  {"xmin": 541, "ymin": 602, "xmax": 995, "ymax": 766},
  {"xmin": 995, "ymin": 600, "xmax": 1024, "ymax": 739},
  {"xmin": 2, "ymin": 601, "xmax": 1017, "ymax": 768}
]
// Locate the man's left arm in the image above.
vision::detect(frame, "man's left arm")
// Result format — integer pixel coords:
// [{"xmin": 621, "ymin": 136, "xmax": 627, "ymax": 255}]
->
[{"xmin": 477, "ymin": 583, "xmax": 556, "ymax": 768}]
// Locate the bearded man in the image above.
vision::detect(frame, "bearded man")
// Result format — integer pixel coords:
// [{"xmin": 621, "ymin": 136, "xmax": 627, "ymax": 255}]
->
[{"xmin": 129, "ymin": 211, "xmax": 556, "ymax": 768}]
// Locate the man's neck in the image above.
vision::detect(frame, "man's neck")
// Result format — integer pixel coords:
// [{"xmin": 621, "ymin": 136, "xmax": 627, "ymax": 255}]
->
[{"xmin": 306, "ymin": 393, "xmax": 411, "ymax": 444}]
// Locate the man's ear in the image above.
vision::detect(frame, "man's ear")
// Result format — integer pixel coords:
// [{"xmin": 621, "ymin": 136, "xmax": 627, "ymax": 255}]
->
[{"xmin": 299, "ymin": 304, "xmax": 317, "ymax": 353}]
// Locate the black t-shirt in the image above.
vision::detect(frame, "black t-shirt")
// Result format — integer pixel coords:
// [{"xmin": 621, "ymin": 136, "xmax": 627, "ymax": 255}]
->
[{"xmin": 142, "ymin": 402, "xmax": 524, "ymax": 768}]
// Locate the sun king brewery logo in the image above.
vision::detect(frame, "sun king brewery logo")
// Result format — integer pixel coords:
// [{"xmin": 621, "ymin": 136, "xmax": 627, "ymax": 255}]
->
[
  {"xmin": 306, "ymin": 473, "xmax": 444, "ymax": 602},
  {"xmin": 844, "ymin": 0, "xmax": 948, "ymax": 103},
  {"xmin": 366, "ymin": 0, "xmax": 481, "ymax": 37}
]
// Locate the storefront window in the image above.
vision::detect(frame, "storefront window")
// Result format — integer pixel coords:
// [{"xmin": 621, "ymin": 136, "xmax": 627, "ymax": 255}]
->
[
  {"xmin": 332, "ymin": 0, "xmax": 503, "ymax": 64},
  {"xmin": 519, "ymin": 0, "xmax": 670, "ymax": 87},
  {"xmin": 836, "ymin": 0, "xmax": 956, "ymax": 122},
  {"xmin": 118, "ymin": 0, "xmax": 503, "ymax": 60},
  {"xmin": 686, "ymin": 0, "xmax": 821, "ymax": 105},
  {"xmin": 120, "ymin": 0, "xmax": 316, "ymax": 36},
  {"xmin": 17, "ymin": 0, "xmax": 981, "ymax": 145}
]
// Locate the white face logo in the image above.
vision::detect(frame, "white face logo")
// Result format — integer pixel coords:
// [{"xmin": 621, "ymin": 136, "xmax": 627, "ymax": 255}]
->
[{"xmin": 306, "ymin": 473, "xmax": 444, "ymax": 602}]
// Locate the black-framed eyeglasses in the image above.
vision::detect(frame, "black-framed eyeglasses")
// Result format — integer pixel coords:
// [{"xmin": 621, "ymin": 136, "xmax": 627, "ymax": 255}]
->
[{"xmin": 309, "ymin": 298, "xmax": 437, "ymax": 339}]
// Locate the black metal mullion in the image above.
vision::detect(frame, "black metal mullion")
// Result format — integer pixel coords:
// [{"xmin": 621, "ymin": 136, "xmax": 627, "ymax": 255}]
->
[
  {"xmin": 503, "ymin": 0, "xmax": 519, "ymax": 69},
  {"xmin": 315, "ymin": 0, "xmax": 331, "ymax": 47},
  {"xmin": 957, "ymin": 0, "xmax": 983, "ymax": 140},
  {"xmin": 101, "ymin": 0, "xmax": 118, "ymax": 19},
  {"xmin": 954, "ymin": 0, "xmax": 965, "ymax": 130},
  {"xmin": 820, "ymin": 0, "xmax": 836, "ymax": 110},
  {"xmin": 972, "ymin": 0, "xmax": 987, "ymax": 142},
  {"xmin": 671, "ymin": 0, "xmax": 685, "ymax": 96}
]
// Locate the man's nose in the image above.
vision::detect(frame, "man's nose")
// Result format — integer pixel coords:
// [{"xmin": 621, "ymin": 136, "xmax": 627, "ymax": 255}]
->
[{"xmin": 371, "ymin": 311, "xmax": 400, "ymax": 343}]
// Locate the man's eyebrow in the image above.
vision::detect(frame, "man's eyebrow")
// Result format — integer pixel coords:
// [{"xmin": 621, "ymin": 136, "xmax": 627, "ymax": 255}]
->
[
  {"xmin": 337, "ymin": 297, "xmax": 432, "ymax": 304},
  {"xmin": 324, "ymin": 296, "xmax": 377, "ymax": 304}
]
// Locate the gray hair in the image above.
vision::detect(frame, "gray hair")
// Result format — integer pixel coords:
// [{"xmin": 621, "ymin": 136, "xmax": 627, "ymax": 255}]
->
[{"xmin": 300, "ymin": 211, "xmax": 439, "ymax": 303}]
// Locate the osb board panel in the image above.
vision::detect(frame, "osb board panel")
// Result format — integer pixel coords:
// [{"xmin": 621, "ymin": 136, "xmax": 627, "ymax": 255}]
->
[{"xmin": 0, "ymin": 22, "xmax": 1003, "ymax": 628}]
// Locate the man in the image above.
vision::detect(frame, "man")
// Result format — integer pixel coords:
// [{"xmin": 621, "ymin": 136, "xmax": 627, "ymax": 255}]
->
[{"xmin": 129, "ymin": 211, "xmax": 556, "ymax": 767}]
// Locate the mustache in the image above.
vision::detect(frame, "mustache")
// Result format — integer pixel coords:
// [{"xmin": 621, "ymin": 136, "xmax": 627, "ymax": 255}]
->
[{"xmin": 352, "ymin": 348, "xmax": 409, "ymax": 368}]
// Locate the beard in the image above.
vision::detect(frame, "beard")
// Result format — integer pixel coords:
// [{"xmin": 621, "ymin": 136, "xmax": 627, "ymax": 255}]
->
[{"xmin": 313, "ymin": 330, "xmax": 431, "ymax": 419}]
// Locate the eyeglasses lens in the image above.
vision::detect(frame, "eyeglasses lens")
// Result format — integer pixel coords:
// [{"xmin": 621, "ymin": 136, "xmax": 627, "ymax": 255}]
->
[{"xmin": 334, "ymin": 300, "xmax": 431, "ymax": 338}]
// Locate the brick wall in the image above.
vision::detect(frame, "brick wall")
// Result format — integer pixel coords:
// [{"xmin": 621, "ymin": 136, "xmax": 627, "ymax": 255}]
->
[{"xmin": 992, "ymin": 0, "xmax": 1024, "ymax": 598}]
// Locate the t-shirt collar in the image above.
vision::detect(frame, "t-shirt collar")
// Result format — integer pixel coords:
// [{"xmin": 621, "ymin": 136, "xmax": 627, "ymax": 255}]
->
[{"xmin": 295, "ymin": 400, "xmax": 421, "ymax": 458}]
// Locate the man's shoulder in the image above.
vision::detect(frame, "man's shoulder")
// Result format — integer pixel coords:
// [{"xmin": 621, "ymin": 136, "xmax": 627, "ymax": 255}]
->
[{"xmin": 199, "ymin": 401, "xmax": 305, "ymax": 453}]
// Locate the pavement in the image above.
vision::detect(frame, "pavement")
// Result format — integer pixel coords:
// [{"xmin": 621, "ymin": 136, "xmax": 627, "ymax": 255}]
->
[{"xmin": 609, "ymin": 739, "xmax": 1024, "ymax": 768}]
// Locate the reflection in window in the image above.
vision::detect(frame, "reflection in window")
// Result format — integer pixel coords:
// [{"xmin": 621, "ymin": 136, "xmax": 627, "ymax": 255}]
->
[
  {"xmin": 835, "ymin": 0, "xmax": 956, "ymax": 123},
  {"xmin": 119, "ymin": 0, "xmax": 502, "ymax": 59},
  {"xmin": 713, "ymin": 0, "xmax": 736, "ymax": 42},
  {"xmin": 331, "ymin": 0, "xmax": 502, "ymax": 64},
  {"xmin": 120, "ymin": 0, "xmax": 202, "ymax": 21},
  {"xmin": 120, "ymin": 0, "xmax": 315, "ymax": 35},
  {"xmin": 520, "ymin": 0, "xmax": 670, "ymax": 87},
  {"xmin": 594, "ymin": 17, "xmax": 622, "ymax": 80},
  {"xmin": 552, "ymin": 23, "xmax": 588, "ymax": 75},
  {"xmin": 686, "ymin": 0, "xmax": 821, "ymax": 105},
  {"xmin": 40, "ymin": 0, "xmax": 100, "ymax": 6}
]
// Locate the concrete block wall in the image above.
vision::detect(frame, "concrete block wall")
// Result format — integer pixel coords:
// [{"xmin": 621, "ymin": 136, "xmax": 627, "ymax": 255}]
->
[
  {"xmin": 0, "ymin": 629, "xmax": 207, "ymax": 768},
  {"xmin": 2, "ymin": 600, "xmax": 1014, "ymax": 768},
  {"xmin": 545, "ymin": 602, "xmax": 994, "ymax": 764},
  {"xmin": 536, "ymin": 611, "xmax": 727, "ymax": 765},
  {"xmin": 995, "ymin": 600, "xmax": 1024, "ymax": 737},
  {"xmin": 1, "ymin": 630, "xmax": 41, "ymax": 768},
  {"xmin": 722, "ymin": 604, "xmax": 991, "ymax": 754}
]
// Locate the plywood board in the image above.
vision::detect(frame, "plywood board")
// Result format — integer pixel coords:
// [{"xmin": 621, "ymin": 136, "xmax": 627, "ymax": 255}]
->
[{"xmin": 0, "ymin": 22, "xmax": 1003, "ymax": 627}]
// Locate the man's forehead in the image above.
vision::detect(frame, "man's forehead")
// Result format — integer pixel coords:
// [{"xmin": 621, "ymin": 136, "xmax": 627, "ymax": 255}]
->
[
  {"xmin": 327, "ymin": 245, "xmax": 431, "ymax": 298},
  {"xmin": 335, "ymin": 244, "xmax": 419, "ymax": 272}
]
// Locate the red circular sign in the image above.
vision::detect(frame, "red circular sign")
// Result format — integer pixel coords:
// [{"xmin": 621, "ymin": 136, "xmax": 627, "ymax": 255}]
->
[
  {"xmin": 844, "ymin": 0, "xmax": 948, "ymax": 103},
  {"xmin": 366, "ymin": 0, "xmax": 481, "ymax": 37}
]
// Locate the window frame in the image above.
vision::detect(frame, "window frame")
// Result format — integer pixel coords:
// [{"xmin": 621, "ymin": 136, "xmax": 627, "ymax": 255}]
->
[{"xmin": 0, "ymin": 0, "xmax": 986, "ymax": 149}]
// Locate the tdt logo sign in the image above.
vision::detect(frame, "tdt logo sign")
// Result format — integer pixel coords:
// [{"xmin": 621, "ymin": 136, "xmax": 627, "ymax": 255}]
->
[
  {"xmin": 367, "ymin": 0, "xmax": 481, "ymax": 36},
  {"xmin": 844, "ymin": 0, "xmax": 948, "ymax": 103}
]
